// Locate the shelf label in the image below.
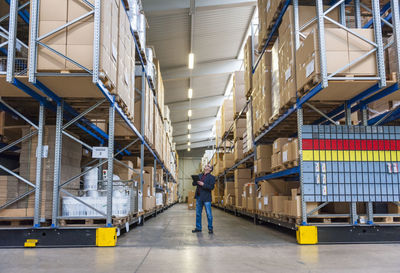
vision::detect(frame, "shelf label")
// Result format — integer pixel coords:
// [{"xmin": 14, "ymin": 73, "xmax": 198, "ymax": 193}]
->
[
  {"xmin": 387, "ymin": 162, "xmax": 393, "ymax": 174},
  {"xmin": 393, "ymin": 163, "xmax": 399, "ymax": 173},
  {"xmin": 322, "ymin": 185, "xmax": 327, "ymax": 196},
  {"xmin": 93, "ymin": 147, "xmax": 108, "ymax": 158}
]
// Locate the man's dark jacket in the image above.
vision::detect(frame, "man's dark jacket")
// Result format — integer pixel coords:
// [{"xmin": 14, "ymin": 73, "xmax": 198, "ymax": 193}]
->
[{"xmin": 192, "ymin": 173, "xmax": 215, "ymax": 202}]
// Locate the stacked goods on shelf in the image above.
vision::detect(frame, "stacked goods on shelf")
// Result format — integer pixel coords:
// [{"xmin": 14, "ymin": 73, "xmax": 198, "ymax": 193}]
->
[
  {"xmin": 212, "ymin": 153, "xmax": 224, "ymax": 176},
  {"xmin": 254, "ymin": 144, "xmax": 273, "ymax": 176},
  {"xmin": 223, "ymin": 182, "xmax": 235, "ymax": 206},
  {"xmin": 234, "ymin": 118, "xmax": 246, "ymax": 162},
  {"xmin": 296, "ymin": 28, "xmax": 377, "ymax": 96},
  {"xmin": 187, "ymin": 190, "xmax": 196, "ymax": 210},
  {"xmin": 244, "ymin": 36, "xmax": 253, "ymax": 95},
  {"xmin": 220, "ymin": 98, "xmax": 234, "ymax": 137},
  {"xmin": 242, "ymin": 183, "xmax": 256, "ymax": 211},
  {"xmin": 271, "ymin": 138, "xmax": 293, "ymax": 171},
  {"xmin": 0, "ymin": 126, "xmax": 82, "ymax": 219},
  {"xmin": 232, "ymin": 71, "xmax": 247, "ymax": 116},
  {"xmin": 164, "ymin": 106, "xmax": 173, "ymax": 140},
  {"xmin": 270, "ymin": 39, "xmax": 280, "ymax": 122},
  {"xmin": 34, "ymin": 0, "xmax": 135, "ymax": 117},
  {"xmin": 140, "ymin": 166, "xmax": 156, "ymax": 211},
  {"xmin": 154, "ymin": 59, "xmax": 165, "ymax": 118},
  {"xmin": 215, "ymin": 120, "xmax": 222, "ymax": 148},
  {"xmin": 252, "ymin": 51, "xmax": 272, "ymax": 136},
  {"xmin": 134, "ymin": 76, "xmax": 153, "ymax": 143},
  {"xmin": 211, "ymin": 180, "xmax": 224, "ymax": 205},
  {"xmin": 281, "ymin": 138, "xmax": 298, "ymax": 168},
  {"xmin": 278, "ymin": 6, "xmax": 339, "ymax": 110},
  {"xmin": 223, "ymin": 152, "xmax": 235, "ymax": 170},
  {"xmin": 244, "ymin": 105, "xmax": 253, "ymax": 154},
  {"xmin": 234, "ymin": 168, "xmax": 251, "ymax": 207}
]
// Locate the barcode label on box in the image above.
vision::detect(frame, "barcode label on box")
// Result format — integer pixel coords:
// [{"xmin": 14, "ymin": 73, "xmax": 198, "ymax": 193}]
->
[
  {"xmin": 285, "ymin": 68, "xmax": 291, "ymax": 81},
  {"xmin": 306, "ymin": 60, "xmax": 315, "ymax": 78}
]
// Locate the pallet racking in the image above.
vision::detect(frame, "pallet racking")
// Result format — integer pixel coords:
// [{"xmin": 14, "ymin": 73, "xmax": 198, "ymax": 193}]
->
[
  {"xmin": 213, "ymin": 0, "xmax": 400, "ymax": 243},
  {"xmin": 0, "ymin": 0, "xmax": 178, "ymax": 247}
]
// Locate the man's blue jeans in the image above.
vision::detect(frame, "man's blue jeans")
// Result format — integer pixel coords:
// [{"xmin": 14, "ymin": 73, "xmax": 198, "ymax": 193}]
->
[{"xmin": 195, "ymin": 199, "xmax": 213, "ymax": 231}]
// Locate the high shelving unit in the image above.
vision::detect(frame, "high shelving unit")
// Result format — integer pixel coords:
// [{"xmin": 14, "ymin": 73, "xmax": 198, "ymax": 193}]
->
[
  {"xmin": 214, "ymin": 0, "xmax": 400, "ymax": 243},
  {"xmin": 0, "ymin": 0, "xmax": 178, "ymax": 247}
]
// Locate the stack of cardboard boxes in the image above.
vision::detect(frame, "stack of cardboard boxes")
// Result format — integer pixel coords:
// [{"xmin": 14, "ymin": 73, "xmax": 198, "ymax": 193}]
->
[
  {"xmin": 223, "ymin": 182, "xmax": 235, "ymax": 206},
  {"xmin": 35, "ymin": 0, "xmax": 135, "ymax": 118},
  {"xmin": 220, "ymin": 98, "xmax": 234, "ymax": 137},
  {"xmin": 232, "ymin": 71, "xmax": 247, "ymax": 115},
  {"xmin": 0, "ymin": 126, "xmax": 82, "ymax": 219},
  {"xmin": 252, "ymin": 51, "xmax": 272, "ymax": 136},
  {"xmin": 271, "ymin": 138, "xmax": 299, "ymax": 171},
  {"xmin": 188, "ymin": 190, "xmax": 196, "ymax": 210},
  {"xmin": 233, "ymin": 118, "xmax": 246, "ymax": 162},
  {"xmin": 234, "ymin": 169, "xmax": 252, "ymax": 207},
  {"xmin": 254, "ymin": 144, "xmax": 273, "ymax": 176},
  {"xmin": 243, "ymin": 183, "xmax": 256, "ymax": 211}
]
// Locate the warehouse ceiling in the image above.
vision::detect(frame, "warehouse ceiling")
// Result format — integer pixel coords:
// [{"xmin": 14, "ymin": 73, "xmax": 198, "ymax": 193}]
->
[{"xmin": 142, "ymin": 0, "xmax": 256, "ymax": 151}]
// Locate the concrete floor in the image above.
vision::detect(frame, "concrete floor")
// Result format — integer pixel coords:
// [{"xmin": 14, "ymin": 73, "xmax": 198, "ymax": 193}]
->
[{"xmin": 1, "ymin": 204, "xmax": 400, "ymax": 273}]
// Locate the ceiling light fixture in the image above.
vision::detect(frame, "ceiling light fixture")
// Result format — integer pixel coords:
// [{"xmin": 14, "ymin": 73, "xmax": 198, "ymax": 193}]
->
[
  {"xmin": 188, "ymin": 53, "xmax": 194, "ymax": 69},
  {"xmin": 188, "ymin": 88, "xmax": 193, "ymax": 99},
  {"xmin": 188, "ymin": 134, "xmax": 191, "ymax": 139},
  {"xmin": 188, "ymin": 147, "xmax": 191, "ymax": 152},
  {"xmin": 188, "ymin": 109, "xmax": 192, "ymax": 117},
  {"xmin": 188, "ymin": 141, "xmax": 191, "ymax": 146},
  {"xmin": 188, "ymin": 123, "xmax": 192, "ymax": 130}
]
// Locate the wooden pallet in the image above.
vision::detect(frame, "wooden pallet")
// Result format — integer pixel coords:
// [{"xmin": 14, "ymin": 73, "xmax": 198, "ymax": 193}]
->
[
  {"xmin": 234, "ymin": 112, "xmax": 247, "ymax": 120},
  {"xmin": 255, "ymin": 123, "xmax": 268, "ymax": 138},
  {"xmin": 0, "ymin": 218, "xmax": 51, "ymax": 227},
  {"xmin": 271, "ymin": 165, "xmax": 284, "ymax": 172},
  {"xmin": 298, "ymin": 74, "xmax": 321, "ymax": 97},
  {"xmin": 373, "ymin": 216, "xmax": 400, "ymax": 224},
  {"xmin": 307, "ymin": 215, "xmax": 350, "ymax": 224},
  {"xmin": 60, "ymin": 218, "xmax": 107, "ymax": 227},
  {"xmin": 282, "ymin": 160, "xmax": 299, "ymax": 169},
  {"xmin": 278, "ymin": 97, "xmax": 296, "ymax": 115},
  {"xmin": 255, "ymin": 171, "xmax": 271, "ymax": 178}
]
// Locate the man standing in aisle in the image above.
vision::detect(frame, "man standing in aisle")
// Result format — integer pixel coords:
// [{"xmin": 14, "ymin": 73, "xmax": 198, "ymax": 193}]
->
[{"xmin": 192, "ymin": 164, "xmax": 215, "ymax": 234}]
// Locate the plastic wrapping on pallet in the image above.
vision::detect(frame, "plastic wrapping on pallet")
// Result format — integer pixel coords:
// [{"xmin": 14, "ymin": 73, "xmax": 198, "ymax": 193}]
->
[
  {"xmin": 128, "ymin": 0, "xmax": 140, "ymax": 31},
  {"xmin": 137, "ymin": 13, "xmax": 146, "ymax": 50}
]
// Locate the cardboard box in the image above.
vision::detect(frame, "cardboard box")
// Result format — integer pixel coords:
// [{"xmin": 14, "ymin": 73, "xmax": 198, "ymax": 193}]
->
[
  {"xmin": 245, "ymin": 183, "xmax": 256, "ymax": 198},
  {"xmin": 113, "ymin": 160, "xmax": 133, "ymax": 181},
  {"xmin": 223, "ymin": 153, "xmax": 235, "ymax": 169},
  {"xmin": 256, "ymin": 157, "xmax": 271, "ymax": 174},
  {"xmin": 272, "ymin": 196, "xmax": 289, "ymax": 214},
  {"xmin": 224, "ymin": 182, "xmax": 235, "ymax": 196},
  {"xmin": 247, "ymin": 197, "xmax": 256, "ymax": 211},
  {"xmin": 273, "ymin": 138, "xmax": 291, "ymax": 154},
  {"xmin": 234, "ymin": 168, "xmax": 252, "ymax": 179}
]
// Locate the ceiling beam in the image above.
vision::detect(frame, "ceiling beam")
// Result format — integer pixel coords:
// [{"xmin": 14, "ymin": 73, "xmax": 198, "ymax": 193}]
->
[
  {"xmin": 168, "ymin": 95, "xmax": 225, "ymax": 111},
  {"xmin": 176, "ymin": 139, "xmax": 215, "ymax": 150},
  {"xmin": 162, "ymin": 58, "xmax": 243, "ymax": 80},
  {"xmin": 143, "ymin": 0, "xmax": 256, "ymax": 15},
  {"xmin": 174, "ymin": 130, "xmax": 213, "ymax": 143}
]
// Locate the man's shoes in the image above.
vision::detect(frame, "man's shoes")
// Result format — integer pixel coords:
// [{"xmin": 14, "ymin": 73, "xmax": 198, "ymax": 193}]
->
[
  {"xmin": 192, "ymin": 228, "xmax": 202, "ymax": 233},
  {"xmin": 208, "ymin": 229, "xmax": 213, "ymax": 234}
]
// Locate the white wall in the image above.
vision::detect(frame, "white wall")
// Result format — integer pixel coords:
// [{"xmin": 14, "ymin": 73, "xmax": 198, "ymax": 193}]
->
[{"xmin": 178, "ymin": 157, "xmax": 202, "ymax": 202}]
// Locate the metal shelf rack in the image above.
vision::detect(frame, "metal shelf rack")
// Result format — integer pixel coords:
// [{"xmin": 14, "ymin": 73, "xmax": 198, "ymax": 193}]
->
[
  {"xmin": 253, "ymin": 0, "xmax": 400, "ymax": 232},
  {"xmin": 0, "ymin": 0, "xmax": 177, "ymax": 247}
]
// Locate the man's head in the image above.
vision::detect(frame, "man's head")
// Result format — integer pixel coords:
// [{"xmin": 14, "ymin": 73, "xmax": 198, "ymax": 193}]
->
[{"xmin": 204, "ymin": 164, "xmax": 213, "ymax": 174}]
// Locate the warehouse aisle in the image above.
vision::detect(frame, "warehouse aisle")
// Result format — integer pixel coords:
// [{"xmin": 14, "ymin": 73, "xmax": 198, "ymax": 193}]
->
[{"xmin": 1, "ymin": 204, "xmax": 400, "ymax": 273}]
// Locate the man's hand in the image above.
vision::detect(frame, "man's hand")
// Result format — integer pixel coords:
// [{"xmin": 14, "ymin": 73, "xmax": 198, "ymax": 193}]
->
[{"xmin": 197, "ymin": 181, "xmax": 204, "ymax": 186}]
